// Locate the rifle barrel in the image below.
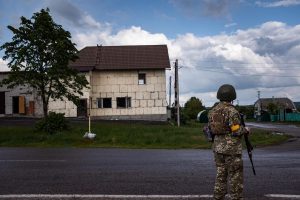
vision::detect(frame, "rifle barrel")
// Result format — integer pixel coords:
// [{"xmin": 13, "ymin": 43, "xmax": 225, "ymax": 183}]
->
[{"xmin": 240, "ymin": 113, "xmax": 256, "ymax": 176}]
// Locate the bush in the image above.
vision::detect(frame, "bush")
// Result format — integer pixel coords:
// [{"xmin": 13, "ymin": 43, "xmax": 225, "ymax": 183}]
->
[
  {"xmin": 184, "ymin": 97, "xmax": 205, "ymax": 120},
  {"xmin": 35, "ymin": 112, "xmax": 69, "ymax": 134},
  {"xmin": 171, "ymin": 107, "xmax": 188, "ymax": 125}
]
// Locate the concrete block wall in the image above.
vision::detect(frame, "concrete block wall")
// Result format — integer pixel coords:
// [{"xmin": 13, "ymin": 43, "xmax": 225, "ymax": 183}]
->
[
  {"xmin": 1, "ymin": 70, "xmax": 168, "ymax": 121},
  {"xmin": 48, "ymin": 73, "xmax": 91, "ymax": 117},
  {"xmin": 89, "ymin": 69, "xmax": 167, "ymax": 121}
]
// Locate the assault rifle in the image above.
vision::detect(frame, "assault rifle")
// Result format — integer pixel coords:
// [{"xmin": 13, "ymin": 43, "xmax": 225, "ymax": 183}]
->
[{"xmin": 240, "ymin": 113, "xmax": 256, "ymax": 175}]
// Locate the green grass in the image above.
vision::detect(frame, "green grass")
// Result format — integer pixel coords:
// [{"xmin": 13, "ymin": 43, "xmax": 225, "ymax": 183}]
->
[
  {"xmin": 246, "ymin": 128, "xmax": 291, "ymax": 147},
  {"xmin": 0, "ymin": 120, "xmax": 291, "ymax": 148}
]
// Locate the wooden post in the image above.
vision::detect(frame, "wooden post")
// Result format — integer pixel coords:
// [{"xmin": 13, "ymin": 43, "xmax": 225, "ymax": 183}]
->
[{"xmin": 174, "ymin": 59, "xmax": 180, "ymax": 127}]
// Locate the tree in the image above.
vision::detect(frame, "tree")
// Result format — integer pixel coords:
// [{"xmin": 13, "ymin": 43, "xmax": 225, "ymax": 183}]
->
[
  {"xmin": 236, "ymin": 105, "xmax": 255, "ymax": 119},
  {"xmin": 267, "ymin": 102, "xmax": 279, "ymax": 115},
  {"xmin": 0, "ymin": 8, "xmax": 89, "ymax": 117},
  {"xmin": 184, "ymin": 97, "xmax": 205, "ymax": 120}
]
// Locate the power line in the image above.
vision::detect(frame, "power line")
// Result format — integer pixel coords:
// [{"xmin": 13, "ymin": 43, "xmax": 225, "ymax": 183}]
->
[
  {"xmin": 196, "ymin": 60, "xmax": 300, "ymax": 65},
  {"xmin": 170, "ymin": 59, "xmax": 300, "ymax": 66},
  {"xmin": 200, "ymin": 66, "xmax": 300, "ymax": 69},
  {"xmin": 185, "ymin": 67, "xmax": 300, "ymax": 78}
]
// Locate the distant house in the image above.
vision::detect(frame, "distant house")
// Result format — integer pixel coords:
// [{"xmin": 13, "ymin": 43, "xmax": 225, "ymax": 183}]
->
[
  {"xmin": 293, "ymin": 102, "xmax": 300, "ymax": 111},
  {"xmin": 0, "ymin": 45, "xmax": 171, "ymax": 121},
  {"xmin": 254, "ymin": 97, "xmax": 297, "ymax": 121}
]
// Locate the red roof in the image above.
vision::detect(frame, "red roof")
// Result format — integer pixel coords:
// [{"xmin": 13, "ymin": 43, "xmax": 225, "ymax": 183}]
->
[{"xmin": 69, "ymin": 45, "xmax": 170, "ymax": 71}]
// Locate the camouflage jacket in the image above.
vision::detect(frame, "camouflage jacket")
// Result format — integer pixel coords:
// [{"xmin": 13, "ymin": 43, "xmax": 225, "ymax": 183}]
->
[{"xmin": 208, "ymin": 102, "xmax": 247, "ymax": 155}]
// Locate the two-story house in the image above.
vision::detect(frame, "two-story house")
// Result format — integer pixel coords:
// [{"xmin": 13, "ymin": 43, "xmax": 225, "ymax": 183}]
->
[{"xmin": 1, "ymin": 45, "xmax": 171, "ymax": 121}]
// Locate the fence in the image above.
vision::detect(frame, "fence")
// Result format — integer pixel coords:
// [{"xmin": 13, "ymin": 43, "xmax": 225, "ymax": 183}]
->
[
  {"xmin": 285, "ymin": 113, "xmax": 300, "ymax": 121},
  {"xmin": 271, "ymin": 113, "xmax": 300, "ymax": 122}
]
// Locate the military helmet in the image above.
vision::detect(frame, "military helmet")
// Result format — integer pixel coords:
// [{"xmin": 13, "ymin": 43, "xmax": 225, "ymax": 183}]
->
[{"xmin": 217, "ymin": 84, "xmax": 236, "ymax": 101}]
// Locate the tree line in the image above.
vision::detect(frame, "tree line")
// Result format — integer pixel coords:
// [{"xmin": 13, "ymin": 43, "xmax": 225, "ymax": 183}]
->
[{"xmin": 171, "ymin": 97, "xmax": 255, "ymax": 123}]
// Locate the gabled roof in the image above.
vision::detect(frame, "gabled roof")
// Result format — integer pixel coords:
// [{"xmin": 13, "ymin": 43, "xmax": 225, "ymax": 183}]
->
[
  {"xmin": 294, "ymin": 102, "xmax": 300, "ymax": 110},
  {"xmin": 254, "ymin": 97, "xmax": 297, "ymax": 110},
  {"xmin": 69, "ymin": 45, "xmax": 170, "ymax": 71}
]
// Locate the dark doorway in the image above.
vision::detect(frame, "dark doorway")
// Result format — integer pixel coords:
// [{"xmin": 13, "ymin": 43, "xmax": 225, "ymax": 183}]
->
[
  {"xmin": 13, "ymin": 96, "xmax": 19, "ymax": 114},
  {"xmin": 0, "ymin": 92, "xmax": 5, "ymax": 114},
  {"xmin": 77, "ymin": 99, "xmax": 87, "ymax": 117}
]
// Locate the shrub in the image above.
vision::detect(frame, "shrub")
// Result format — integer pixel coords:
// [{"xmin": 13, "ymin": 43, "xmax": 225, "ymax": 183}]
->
[
  {"xmin": 35, "ymin": 112, "xmax": 69, "ymax": 134},
  {"xmin": 171, "ymin": 106, "xmax": 188, "ymax": 125}
]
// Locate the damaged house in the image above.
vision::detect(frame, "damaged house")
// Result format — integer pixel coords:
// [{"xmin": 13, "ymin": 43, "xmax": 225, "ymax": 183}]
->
[{"xmin": 0, "ymin": 45, "xmax": 171, "ymax": 121}]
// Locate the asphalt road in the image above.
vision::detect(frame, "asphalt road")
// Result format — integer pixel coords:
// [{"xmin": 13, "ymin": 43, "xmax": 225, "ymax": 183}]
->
[
  {"xmin": 0, "ymin": 122, "xmax": 299, "ymax": 199},
  {"xmin": 247, "ymin": 122, "xmax": 300, "ymax": 137}
]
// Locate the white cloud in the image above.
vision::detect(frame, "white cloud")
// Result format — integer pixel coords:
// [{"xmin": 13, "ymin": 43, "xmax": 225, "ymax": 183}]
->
[
  {"xmin": 74, "ymin": 26, "xmax": 171, "ymax": 50},
  {"xmin": 15, "ymin": 0, "xmax": 300, "ymax": 106},
  {"xmin": 81, "ymin": 14, "xmax": 101, "ymax": 29},
  {"xmin": 225, "ymin": 22, "xmax": 237, "ymax": 28},
  {"xmin": 256, "ymin": 0, "xmax": 300, "ymax": 7},
  {"xmin": 0, "ymin": 59, "xmax": 9, "ymax": 71},
  {"xmin": 72, "ymin": 19, "xmax": 300, "ymax": 106},
  {"xmin": 5, "ymin": 8, "xmax": 300, "ymax": 105}
]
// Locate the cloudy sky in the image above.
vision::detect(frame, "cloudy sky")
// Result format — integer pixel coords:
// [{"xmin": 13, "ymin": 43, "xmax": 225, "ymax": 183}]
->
[{"xmin": 1, "ymin": 0, "xmax": 300, "ymax": 106}]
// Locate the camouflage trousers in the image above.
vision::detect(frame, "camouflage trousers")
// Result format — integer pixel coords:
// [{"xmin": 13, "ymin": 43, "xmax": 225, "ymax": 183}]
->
[{"xmin": 213, "ymin": 153, "xmax": 243, "ymax": 200}]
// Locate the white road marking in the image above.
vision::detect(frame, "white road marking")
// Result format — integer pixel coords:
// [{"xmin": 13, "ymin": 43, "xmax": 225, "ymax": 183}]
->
[
  {"xmin": 265, "ymin": 194, "xmax": 300, "ymax": 199},
  {"xmin": 0, "ymin": 160, "xmax": 66, "ymax": 162},
  {"xmin": 2, "ymin": 194, "xmax": 300, "ymax": 199},
  {"xmin": 0, "ymin": 194, "xmax": 213, "ymax": 199}
]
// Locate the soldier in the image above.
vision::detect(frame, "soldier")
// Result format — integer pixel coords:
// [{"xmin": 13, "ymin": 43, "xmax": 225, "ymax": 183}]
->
[{"xmin": 208, "ymin": 84, "xmax": 250, "ymax": 200}]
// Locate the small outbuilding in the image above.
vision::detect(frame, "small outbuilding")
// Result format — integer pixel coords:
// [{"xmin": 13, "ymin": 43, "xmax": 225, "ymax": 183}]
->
[{"xmin": 197, "ymin": 110, "xmax": 208, "ymax": 123}]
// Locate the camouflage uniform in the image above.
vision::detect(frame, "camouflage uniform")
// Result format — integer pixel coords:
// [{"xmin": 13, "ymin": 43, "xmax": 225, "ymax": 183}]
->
[{"xmin": 208, "ymin": 101, "xmax": 247, "ymax": 200}]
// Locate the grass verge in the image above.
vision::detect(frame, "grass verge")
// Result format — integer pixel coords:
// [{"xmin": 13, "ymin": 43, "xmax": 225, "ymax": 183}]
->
[{"xmin": 0, "ymin": 120, "xmax": 291, "ymax": 148}]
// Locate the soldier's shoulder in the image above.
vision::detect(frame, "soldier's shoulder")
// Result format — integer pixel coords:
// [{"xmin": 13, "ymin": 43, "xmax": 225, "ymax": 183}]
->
[
  {"xmin": 227, "ymin": 104, "xmax": 238, "ymax": 111},
  {"xmin": 225, "ymin": 105, "xmax": 240, "ymax": 118},
  {"xmin": 208, "ymin": 102, "xmax": 219, "ymax": 112}
]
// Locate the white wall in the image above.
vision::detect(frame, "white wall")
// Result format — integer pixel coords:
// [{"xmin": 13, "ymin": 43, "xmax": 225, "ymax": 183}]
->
[
  {"xmin": 48, "ymin": 73, "xmax": 91, "ymax": 117},
  {"xmin": 89, "ymin": 69, "xmax": 167, "ymax": 118},
  {"xmin": 1, "ymin": 69, "xmax": 168, "ymax": 120},
  {"xmin": 0, "ymin": 73, "xmax": 43, "ymax": 117}
]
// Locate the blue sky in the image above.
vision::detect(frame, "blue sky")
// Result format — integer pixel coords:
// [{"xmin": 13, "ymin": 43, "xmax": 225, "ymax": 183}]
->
[{"xmin": 1, "ymin": 0, "xmax": 300, "ymax": 106}]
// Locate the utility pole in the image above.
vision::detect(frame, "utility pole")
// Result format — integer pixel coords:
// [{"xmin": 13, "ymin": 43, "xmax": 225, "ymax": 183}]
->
[
  {"xmin": 169, "ymin": 76, "xmax": 172, "ymax": 108},
  {"xmin": 174, "ymin": 59, "xmax": 180, "ymax": 127},
  {"xmin": 257, "ymin": 90, "xmax": 261, "ymax": 121}
]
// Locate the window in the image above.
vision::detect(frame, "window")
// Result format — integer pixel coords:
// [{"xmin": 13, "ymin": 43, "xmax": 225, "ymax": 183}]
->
[
  {"xmin": 97, "ymin": 98, "xmax": 112, "ymax": 108},
  {"xmin": 138, "ymin": 73, "xmax": 146, "ymax": 85},
  {"xmin": 117, "ymin": 97, "xmax": 131, "ymax": 108}
]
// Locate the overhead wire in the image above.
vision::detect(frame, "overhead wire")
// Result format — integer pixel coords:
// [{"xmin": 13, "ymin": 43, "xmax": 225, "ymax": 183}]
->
[
  {"xmin": 170, "ymin": 59, "xmax": 300, "ymax": 66},
  {"xmin": 198, "ymin": 68, "xmax": 300, "ymax": 77},
  {"xmin": 169, "ymin": 58, "xmax": 300, "ymax": 77},
  {"xmin": 179, "ymin": 65, "xmax": 300, "ymax": 78},
  {"xmin": 195, "ymin": 60, "xmax": 300, "ymax": 65}
]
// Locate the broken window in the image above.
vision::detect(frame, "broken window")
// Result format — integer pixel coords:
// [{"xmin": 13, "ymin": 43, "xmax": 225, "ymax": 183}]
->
[
  {"xmin": 138, "ymin": 73, "xmax": 146, "ymax": 85},
  {"xmin": 117, "ymin": 97, "xmax": 131, "ymax": 108},
  {"xmin": 97, "ymin": 98, "xmax": 112, "ymax": 108}
]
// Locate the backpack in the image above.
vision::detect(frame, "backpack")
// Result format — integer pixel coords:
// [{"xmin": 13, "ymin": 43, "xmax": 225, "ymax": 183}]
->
[{"xmin": 208, "ymin": 105, "xmax": 231, "ymax": 135}]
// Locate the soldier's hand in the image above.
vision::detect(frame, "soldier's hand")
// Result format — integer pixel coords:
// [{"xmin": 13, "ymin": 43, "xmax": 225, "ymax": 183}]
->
[{"xmin": 245, "ymin": 126, "xmax": 251, "ymax": 135}]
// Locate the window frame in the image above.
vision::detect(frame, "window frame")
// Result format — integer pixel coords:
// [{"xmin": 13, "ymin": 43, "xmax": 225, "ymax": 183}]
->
[
  {"xmin": 138, "ymin": 73, "xmax": 146, "ymax": 85},
  {"xmin": 116, "ymin": 97, "xmax": 131, "ymax": 109},
  {"xmin": 97, "ymin": 98, "xmax": 112, "ymax": 108}
]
